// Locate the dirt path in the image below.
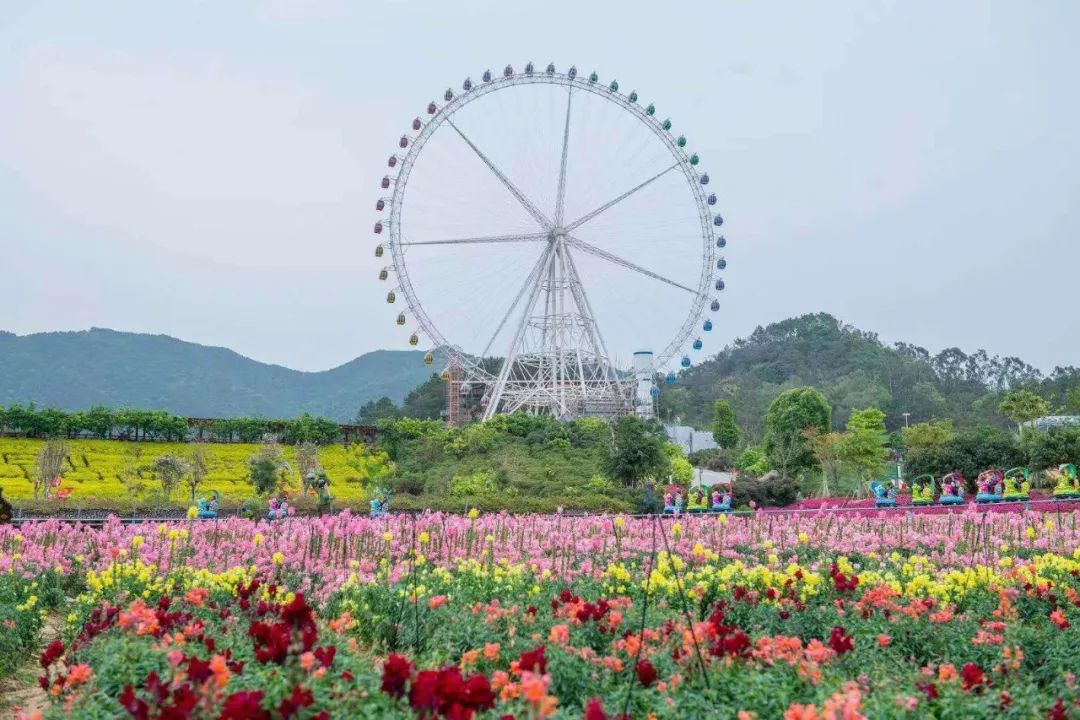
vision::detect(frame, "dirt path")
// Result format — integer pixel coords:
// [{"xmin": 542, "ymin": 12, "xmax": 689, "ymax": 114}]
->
[{"xmin": 0, "ymin": 613, "xmax": 62, "ymax": 720}]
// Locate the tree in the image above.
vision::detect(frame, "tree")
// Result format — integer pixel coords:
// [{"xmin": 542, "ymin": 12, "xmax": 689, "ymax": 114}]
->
[
  {"xmin": 1067, "ymin": 385, "xmax": 1080, "ymax": 414},
  {"xmin": 840, "ymin": 407, "xmax": 888, "ymax": 485},
  {"xmin": 664, "ymin": 444, "xmax": 694, "ymax": 485},
  {"xmin": 187, "ymin": 442, "xmax": 210, "ymax": 503},
  {"xmin": 711, "ymin": 400, "xmax": 739, "ymax": 449},
  {"xmin": 355, "ymin": 397, "xmax": 401, "ymax": 424},
  {"xmin": 763, "ymin": 387, "xmax": 831, "ymax": 478},
  {"xmin": 605, "ymin": 416, "xmax": 668, "ymax": 486},
  {"xmin": 906, "ymin": 426, "xmax": 1024, "ymax": 493},
  {"xmin": 118, "ymin": 447, "xmax": 147, "ymax": 513},
  {"xmin": 998, "ymin": 390, "xmax": 1050, "ymax": 434},
  {"xmin": 900, "ymin": 419, "xmax": 955, "ymax": 452},
  {"xmin": 34, "ymin": 438, "xmax": 67, "ymax": 500},
  {"xmin": 296, "ymin": 440, "xmax": 321, "ymax": 492},
  {"xmin": 803, "ymin": 429, "xmax": 846, "ymax": 497},
  {"xmin": 283, "ymin": 413, "xmax": 339, "ymax": 445},
  {"xmin": 149, "ymin": 455, "xmax": 188, "ymax": 500},
  {"xmin": 247, "ymin": 436, "xmax": 290, "ymax": 496}
]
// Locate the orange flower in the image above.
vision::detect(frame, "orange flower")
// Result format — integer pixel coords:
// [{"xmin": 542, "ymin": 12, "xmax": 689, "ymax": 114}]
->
[
  {"xmin": 521, "ymin": 672, "xmax": 549, "ymax": 704},
  {"xmin": 460, "ymin": 650, "xmax": 479, "ymax": 668},
  {"xmin": 876, "ymin": 634, "xmax": 891, "ymax": 648},
  {"xmin": 64, "ymin": 664, "xmax": 93, "ymax": 688},
  {"xmin": 1051, "ymin": 608, "xmax": 1070, "ymax": 630},
  {"xmin": 427, "ymin": 595, "xmax": 448, "ymax": 610},
  {"xmin": 549, "ymin": 624, "xmax": 570, "ymax": 645},
  {"xmin": 209, "ymin": 654, "xmax": 231, "ymax": 688},
  {"xmin": 784, "ymin": 703, "xmax": 819, "ymax": 720},
  {"xmin": 938, "ymin": 663, "xmax": 958, "ymax": 683},
  {"xmin": 184, "ymin": 587, "xmax": 209, "ymax": 608},
  {"xmin": 804, "ymin": 639, "xmax": 835, "ymax": 664},
  {"xmin": 329, "ymin": 612, "xmax": 355, "ymax": 634},
  {"xmin": 491, "ymin": 671, "xmax": 511, "ymax": 691},
  {"xmin": 602, "ymin": 656, "xmax": 624, "ymax": 672},
  {"xmin": 738, "ymin": 712, "xmax": 758, "ymax": 720},
  {"xmin": 484, "ymin": 642, "xmax": 501, "ymax": 661},
  {"xmin": 299, "ymin": 652, "xmax": 317, "ymax": 671}
]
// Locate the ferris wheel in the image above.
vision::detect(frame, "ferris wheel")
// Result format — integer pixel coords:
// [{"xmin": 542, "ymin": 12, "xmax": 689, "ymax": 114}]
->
[{"xmin": 373, "ymin": 62, "xmax": 727, "ymax": 421}]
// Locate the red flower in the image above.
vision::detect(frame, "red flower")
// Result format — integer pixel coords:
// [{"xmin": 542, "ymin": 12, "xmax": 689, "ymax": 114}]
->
[
  {"xmin": 118, "ymin": 686, "xmax": 149, "ymax": 720},
  {"xmin": 277, "ymin": 685, "xmax": 314, "ymax": 719},
  {"xmin": 828, "ymin": 626, "xmax": 854, "ymax": 655},
  {"xmin": 635, "ymin": 659, "xmax": 658, "ymax": 687},
  {"xmin": 220, "ymin": 690, "xmax": 270, "ymax": 720},
  {"xmin": 518, "ymin": 646, "xmax": 548, "ymax": 674},
  {"xmin": 381, "ymin": 654, "xmax": 414, "ymax": 698},
  {"xmin": 917, "ymin": 681, "xmax": 939, "ymax": 701},
  {"xmin": 313, "ymin": 645, "xmax": 337, "ymax": 668},
  {"xmin": 961, "ymin": 663, "xmax": 986, "ymax": 692},
  {"xmin": 1048, "ymin": 698, "xmax": 1068, "ymax": 720},
  {"xmin": 40, "ymin": 640, "xmax": 64, "ymax": 669},
  {"xmin": 584, "ymin": 697, "xmax": 609, "ymax": 720}
]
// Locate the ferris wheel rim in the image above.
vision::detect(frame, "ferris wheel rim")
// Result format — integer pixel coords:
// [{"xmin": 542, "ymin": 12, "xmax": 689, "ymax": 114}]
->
[{"xmin": 381, "ymin": 67, "xmax": 720, "ymax": 373}]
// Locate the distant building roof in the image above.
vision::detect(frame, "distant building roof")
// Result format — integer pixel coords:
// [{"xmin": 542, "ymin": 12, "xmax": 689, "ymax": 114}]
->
[
  {"xmin": 665, "ymin": 425, "xmax": 717, "ymax": 453},
  {"xmin": 1026, "ymin": 415, "xmax": 1080, "ymax": 432}
]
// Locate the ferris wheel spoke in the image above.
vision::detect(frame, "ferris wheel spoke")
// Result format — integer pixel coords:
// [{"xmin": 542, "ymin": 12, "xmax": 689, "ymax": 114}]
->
[
  {"xmin": 446, "ymin": 118, "xmax": 553, "ymax": 230},
  {"xmin": 398, "ymin": 232, "xmax": 548, "ymax": 247},
  {"xmin": 564, "ymin": 235, "xmax": 698, "ymax": 295},
  {"xmin": 480, "ymin": 244, "xmax": 553, "ymax": 359},
  {"xmin": 564, "ymin": 162, "xmax": 680, "ymax": 233},
  {"xmin": 554, "ymin": 88, "xmax": 573, "ymax": 226}
]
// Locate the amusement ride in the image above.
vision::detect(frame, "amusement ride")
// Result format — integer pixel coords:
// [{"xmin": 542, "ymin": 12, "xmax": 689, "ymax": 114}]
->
[{"xmin": 373, "ymin": 62, "xmax": 725, "ymax": 422}]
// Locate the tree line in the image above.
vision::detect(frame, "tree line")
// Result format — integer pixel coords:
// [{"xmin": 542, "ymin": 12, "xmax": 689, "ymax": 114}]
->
[{"xmin": 0, "ymin": 404, "xmax": 348, "ymax": 445}]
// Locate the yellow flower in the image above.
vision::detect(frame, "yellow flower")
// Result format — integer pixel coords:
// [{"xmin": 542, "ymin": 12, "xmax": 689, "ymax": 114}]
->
[
  {"xmin": 419, "ymin": 531, "xmax": 430, "ymax": 545},
  {"xmin": 253, "ymin": 533, "xmax": 264, "ymax": 546},
  {"xmin": 798, "ymin": 533, "xmax": 809, "ymax": 544},
  {"xmin": 468, "ymin": 508, "xmax": 480, "ymax": 520},
  {"xmin": 614, "ymin": 516, "xmax": 625, "ymax": 529},
  {"xmin": 131, "ymin": 535, "xmax": 144, "ymax": 550},
  {"xmin": 1026, "ymin": 527, "xmax": 1037, "ymax": 540},
  {"xmin": 672, "ymin": 523, "xmax": 682, "ymax": 539},
  {"xmin": 272, "ymin": 552, "xmax": 285, "ymax": 565},
  {"xmin": 187, "ymin": 506, "xmax": 199, "ymax": 519}
]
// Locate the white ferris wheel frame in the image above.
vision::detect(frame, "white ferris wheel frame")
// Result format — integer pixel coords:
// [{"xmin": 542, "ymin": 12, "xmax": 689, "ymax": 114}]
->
[{"xmin": 379, "ymin": 67, "xmax": 722, "ymax": 419}]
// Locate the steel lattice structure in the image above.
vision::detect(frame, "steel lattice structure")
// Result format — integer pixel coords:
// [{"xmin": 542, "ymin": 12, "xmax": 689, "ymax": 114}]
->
[{"xmin": 373, "ymin": 63, "xmax": 727, "ymax": 421}]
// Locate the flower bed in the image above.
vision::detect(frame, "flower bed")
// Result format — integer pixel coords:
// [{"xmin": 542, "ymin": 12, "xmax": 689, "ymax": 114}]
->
[{"xmin": 2, "ymin": 509, "xmax": 1080, "ymax": 718}]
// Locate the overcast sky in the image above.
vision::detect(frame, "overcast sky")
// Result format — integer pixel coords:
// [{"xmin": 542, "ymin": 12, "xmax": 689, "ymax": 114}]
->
[{"xmin": 2, "ymin": 1, "xmax": 1078, "ymax": 372}]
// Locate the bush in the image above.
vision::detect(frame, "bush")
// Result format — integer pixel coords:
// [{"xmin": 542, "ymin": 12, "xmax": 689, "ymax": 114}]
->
[
  {"xmin": 1024, "ymin": 427, "xmax": 1080, "ymax": 471},
  {"xmin": 735, "ymin": 446, "xmax": 770, "ymax": 476},
  {"xmin": 732, "ymin": 472, "xmax": 798, "ymax": 508},
  {"xmin": 906, "ymin": 426, "xmax": 1023, "ymax": 493},
  {"xmin": 688, "ymin": 447, "xmax": 733, "ymax": 471}
]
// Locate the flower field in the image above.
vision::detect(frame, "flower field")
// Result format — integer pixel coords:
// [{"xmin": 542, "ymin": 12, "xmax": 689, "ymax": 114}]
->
[
  {"xmin": 3, "ymin": 509, "xmax": 1080, "ymax": 718},
  {"xmin": 0, "ymin": 439, "xmax": 391, "ymax": 507}
]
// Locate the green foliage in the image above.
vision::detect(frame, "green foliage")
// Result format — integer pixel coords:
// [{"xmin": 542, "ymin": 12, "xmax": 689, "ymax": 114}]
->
[
  {"xmin": 900, "ymin": 419, "xmax": 955, "ymax": 452},
  {"xmin": 605, "ymin": 416, "xmax": 669, "ymax": 486},
  {"xmin": 281, "ymin": 413, "xmax": 340, "ymax": 444},
  {"xmin": 448, "ymin": 470, "xmax": 498, "ymax": 496},
  {"xmin": 840, "ymin": 407, "xmax": 888, "ymax": 482},
  {"xmin": 735, "ymin": 446, "xmax": 770, "ymax": 476},
  {"xmin": 1067, "ymin": 385, "xmax": 1080, "ymax": 414},
  {"xmin": 763, "ymin": 386, "xmax": 831, "ymax": 478},
  {"xmin": 1023, "ymin": 427, "xmax": 1080, "ymax": 471},
  {"xmin": 732, "ymin": 473, "xmax": 799, "ymax": 508},
  {"xmin": 667, "ymin": 449, "xmax": 693, "ymax": 485},
  {"xmin": 354, "ymin": 396, "xmax": 401, "ymax": 424},
  {"xmin": 147, "ymin": 454, "xmax": 188, "ymax": 499},
  {"xmin": 998, "ymin": 389, "xmax": 1050, "ymax": 428},
  {"xmin": 906, "ymin": 426, "xmax": 1024, "ymax": 492},
  {"xmin": 655, "ymin": 313, "xmax": 1049, "ymax": 435},
  {"xmin": 246, "ymin": 439, "xmax": 289, "ymax": 496},
  {"xmin": 687, "ymin": 447, "xmax": 733, "ymax": 471},
  {"xmin": 711, "ymin": 400, "xmax": 739, "ymax": 449}
]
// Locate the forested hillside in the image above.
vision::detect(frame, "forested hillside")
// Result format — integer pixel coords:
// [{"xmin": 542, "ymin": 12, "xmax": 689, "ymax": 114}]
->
[
  {"xmin": 657, "ymin": 313, "xmax": 1078, "ymax": 438},
  {"xmin": 0, "ymin": 329, "xmax": 442, "ymax": 421}
]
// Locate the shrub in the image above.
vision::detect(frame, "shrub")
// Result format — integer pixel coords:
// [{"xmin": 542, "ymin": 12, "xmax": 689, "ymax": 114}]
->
[{"xmin": 733, "ymin": 472, "xmax": 798, "ymax": 507}]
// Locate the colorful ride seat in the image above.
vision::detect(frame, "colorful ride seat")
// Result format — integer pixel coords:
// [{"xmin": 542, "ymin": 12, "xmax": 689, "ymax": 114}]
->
[
  {"xmin": 871, "ymin": 480, "xmax": 897, "ymax": 508},
  {"xmin": 197, "ymin": 490, "xmax": 221, "ymax": 519},
  {"xmin": 975, "ymin": 469, "xmax": 1004, "ymax": 504},
  {"xmin": 1002, "ymin": 467, "xmax": 1031, "ymax": 501},
  {"xmin": 710, "ymin": 486, "xmax": 733, "ymax": 512},
  {"xmin": 939, "ymin": 473, "xmax": 965, "ymax": 505},
  {"xmin": 1051, "ymin": 464, "xmax": 1080, "ymax": 499},
  {"xmin": 910, "ymin": 474, "xmax": 935, "ymax": 506}
]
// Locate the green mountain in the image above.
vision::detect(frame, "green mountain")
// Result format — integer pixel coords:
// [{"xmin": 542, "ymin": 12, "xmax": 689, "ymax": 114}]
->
[
  {"xmin": 657, "ymin": 313, "xmax": 1078, "ymax": 438},
  {"xmin": 0, "ymin": 328, "xmax": 440, "ymax": 421}
]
